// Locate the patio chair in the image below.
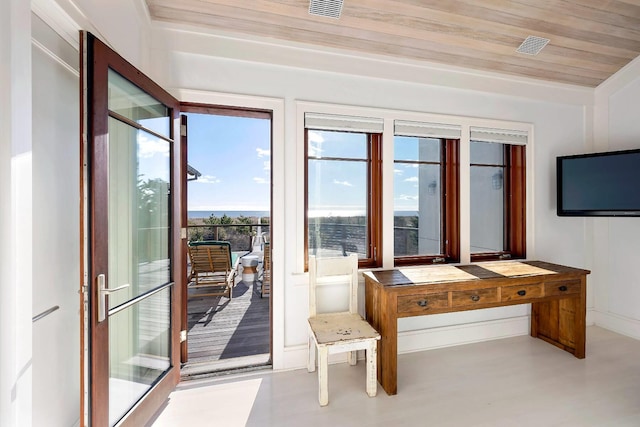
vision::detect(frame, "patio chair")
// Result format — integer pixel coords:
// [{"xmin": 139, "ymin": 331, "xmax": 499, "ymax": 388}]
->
[
  {"xmin": 187, "ymin": 240, "xmax": 239, "ymax": 299},
  {"xmin": 307, "ymin": 254, "xmax": 380, "ymax": 406}
]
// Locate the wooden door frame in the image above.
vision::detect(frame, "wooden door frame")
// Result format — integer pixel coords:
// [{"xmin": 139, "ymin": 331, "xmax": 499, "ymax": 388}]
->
[
  {"xmin": 80, "ymin": 30, "xmax": 183, "ymax": 427},
  {"xmin": 179, "ymin": 103, "xmax": 273, "ymax": 366},
  {"xmin": 180, "ymin": 114, "xmax": 188, "ymax": 363}
]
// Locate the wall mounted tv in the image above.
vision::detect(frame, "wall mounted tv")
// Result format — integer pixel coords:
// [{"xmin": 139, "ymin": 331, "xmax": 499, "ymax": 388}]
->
[{"xmin": 557, "ymin": 148, "xmax": 640, "ymax": 217}]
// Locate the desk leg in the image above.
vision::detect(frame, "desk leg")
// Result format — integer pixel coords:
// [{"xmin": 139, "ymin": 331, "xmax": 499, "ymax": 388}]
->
[
  {"xmin": 574, "ymin": 276, "xmax": 587, "ymax": 358},
  {"xmin": 530, "ymin": 275, "xmax": 587, "ymax": 359},
  {"xmin": 364, "ymin": 281, "xmax": 399, "ymax": 395},
  {"xmin": 530, "ymin": 305, "xmax": 539, "ymax": 338},
  {"xmin": 378, "ymin": 290, "xmax": 398, "ymax": 395}
]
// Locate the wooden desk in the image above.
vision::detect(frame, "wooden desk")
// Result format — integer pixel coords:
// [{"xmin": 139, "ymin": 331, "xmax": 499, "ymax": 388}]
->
[{"xmin": 363, "ymin": 260, "xmax": 590, "ymax": 395}]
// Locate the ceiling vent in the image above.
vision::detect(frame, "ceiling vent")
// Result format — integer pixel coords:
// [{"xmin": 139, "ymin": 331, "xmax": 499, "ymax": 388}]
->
[
  {"xmin": 516, "ymin": 36, "xmax": 550, "ymax": 55},
  {"xmin": 309, "ymin": 0, "xmax": 344, "ymax": 19}
]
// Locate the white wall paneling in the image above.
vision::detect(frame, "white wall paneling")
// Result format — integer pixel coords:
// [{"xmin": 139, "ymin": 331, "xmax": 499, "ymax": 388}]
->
[
  {"xmin": 31, "ymin": 13, "xmax": 81, "ymax": 426},
  {"xmin": 592, "ymin": 56, "xmax": 640, "ymax": 340},
  {"xmin": 1, "ymin": 0, "xmax": 33, "ymax": 425}
]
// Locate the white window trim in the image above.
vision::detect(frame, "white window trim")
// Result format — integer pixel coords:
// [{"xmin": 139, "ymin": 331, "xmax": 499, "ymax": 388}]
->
[{"xmin": 176, "ymin": 89, "xmax": 286, "ymax": 370}]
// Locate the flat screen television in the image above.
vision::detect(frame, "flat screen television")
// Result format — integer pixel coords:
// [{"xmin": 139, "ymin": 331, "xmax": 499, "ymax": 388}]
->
[{"xmin": 557, "ymin": 149, "xmax": 640, "ymax": 217}]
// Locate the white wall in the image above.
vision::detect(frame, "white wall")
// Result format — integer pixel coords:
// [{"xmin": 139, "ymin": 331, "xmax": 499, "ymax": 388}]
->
[
  {"xmin": 592, "ymin": 57, "xmax": 640, "ymax": 339},
  {"xmin": 1, "ymin": 0, "xmax": 156, "ymax": 423},
  {"xmin": 33, "ymin": 0, "xmax": 153, "ymax": 74},
  {"xmin": 27, "ymin": 1, "xmax": 159, "ymax": 425},
  {"xmin": 1, "ymin": 0, "xmax": 33, "ymax": 425},
  {"xmin": 152, "ymin": 27, "xmax": 593, "ymax": 368},
  {"xmin": 31, "ymin": 14, "xmax": 80, "ymax": 426}
]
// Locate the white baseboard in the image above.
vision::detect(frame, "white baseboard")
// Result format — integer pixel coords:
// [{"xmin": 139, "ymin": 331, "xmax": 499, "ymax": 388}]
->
[
  {"xmin": 281, "ymin": 343, "xmax": 308, "ymax": 370},
  {"xmin": 593, "ymin": 310, "xmax": 640, "ymax": 340},
  {"xmin": 587, "ymin": 307, "xmax": 595, "ymax": 326},
  {"xmin": 398, "ymin": 316, "xmax": 530, "ymax": 354},
  {"xmin": 281, "ymin": 316, "xmax": 531, "ymax": 370}
]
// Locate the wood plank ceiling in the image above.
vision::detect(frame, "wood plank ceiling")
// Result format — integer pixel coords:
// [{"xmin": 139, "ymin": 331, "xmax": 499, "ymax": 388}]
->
[{"xmin": 146, "ymin": 0, "xmax": 640, "ymax": 87}]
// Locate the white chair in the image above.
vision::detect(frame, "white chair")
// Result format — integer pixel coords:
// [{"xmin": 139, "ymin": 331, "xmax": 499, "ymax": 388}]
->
[{"xmin": 307, "ymin": 254, "xmax": 381, "ymax": 406}]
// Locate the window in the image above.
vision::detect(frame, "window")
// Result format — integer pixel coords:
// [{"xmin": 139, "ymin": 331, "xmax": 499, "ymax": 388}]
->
[
  {"xmin": 302, "ymin": 108, "xmax": 527, "ymax": 268},
  {"xmin": 394, "ymin": 137, "xmax": 442, "ymax": 257},
  {"xmin": 470, "ymin": 128, "xmax": 526, "ymax": 261},
  {"xmin": 393, "ymin": 121, "xmax": 460, "ymax": 265},
  {"xmin": 305, "ymin": 114, "xmax": 383, "ymax": 268}
]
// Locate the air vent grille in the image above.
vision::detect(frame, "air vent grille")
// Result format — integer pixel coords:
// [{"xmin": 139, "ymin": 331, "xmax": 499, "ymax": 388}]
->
[
  {"xmin": 309, "ymin": 0, "xmax": 344, "ymax": 19},
  {"xmin": 516, "ymin": 36, "xmax": 550, "ymax": 55}
]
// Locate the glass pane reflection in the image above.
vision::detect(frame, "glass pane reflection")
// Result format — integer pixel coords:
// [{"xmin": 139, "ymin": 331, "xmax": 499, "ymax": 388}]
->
[
  {"xmin": 307, "ymin": 130, "xmax": 367, "ymax": 159},
  {"xmin": 393, "ymin": 163, "xmax": 441, "ymax": 256},
  {"xmin": 394, "ymin": 136, "xmax": 440, "ymax": 162},
  {"xmin": 470, "ymin": 140, "xmax": 506, "ymax": 253},
  {"xmin": 108, "ymin": 117, "xmax": 171, "ymax": 307},
  {"xmin": 470, "ymin": 141, "xmax": 504, "ymax": 165},
  {"xmin": 108, "ymin": 68, "xmax": 170, "ymax": 137},
  {"xmin": 108, "ymin": 287, "xmax": 171, "ymax": 426},
  {"xmin": 394, "ymin": 136, "xmax": 442, "ymax": 257},
  {"xmin": 470, "ymin": 165, "xmax": 505, "ymax": 253},
  {"xmin": 308, "ymin": 159, "xmax": 368, "ymax": 258}
]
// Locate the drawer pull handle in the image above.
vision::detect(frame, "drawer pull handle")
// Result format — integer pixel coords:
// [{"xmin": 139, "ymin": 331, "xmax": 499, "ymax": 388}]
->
[
  {"xmin": 517, "ymin": 290, "xmax": 526, "ymax": 296},
  {"xmin": 558, "ymin": 285, "xmax": 568, "ymax": 292},
  {"xmin": 417, "ymin": 299, "xmax": 428, "ymax": 307},
  {"xmin": 470, "ymin": 295, "xmax": 480, "ymax": 302}
]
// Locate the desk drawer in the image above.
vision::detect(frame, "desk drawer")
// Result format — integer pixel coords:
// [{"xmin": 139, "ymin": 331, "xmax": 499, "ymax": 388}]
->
[
  {"xmin": 452, "ymin": 288, "xmax": 498, "ymax": 307},
  {"xmin": 545, "ymin": 279, "xmax": 581, "ymax": 296},
  {"xmin": 501, "ymin": 283, "xmax": 543, "ymax": 302},
  {"xmin": 398, "ymin": 292, "xmax": 449, "ymax": 314}
]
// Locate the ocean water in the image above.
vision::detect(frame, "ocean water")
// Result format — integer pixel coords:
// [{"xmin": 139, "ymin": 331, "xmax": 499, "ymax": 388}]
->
[
  {"xmin": 188, "ymin": 210, "xmax": 419, "ymax": 219},
  {"xmin": 188, "ymin": 210, "xmax": 270, "ymax": 219}
]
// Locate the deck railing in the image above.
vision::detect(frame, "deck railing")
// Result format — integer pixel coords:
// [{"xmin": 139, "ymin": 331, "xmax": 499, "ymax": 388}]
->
[
  {"xmin": 186, "ymin": 222, "xmax": 427, "ymax": 256},
  {"xmin": 308, "ymin": 221, "xmax": 426, "ymax": 257},
  {"xmin": 187, "ymin": 223, "xmax": 270, "ymax": 253}
]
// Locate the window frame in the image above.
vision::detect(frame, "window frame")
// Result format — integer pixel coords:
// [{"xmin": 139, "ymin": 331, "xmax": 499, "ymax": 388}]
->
[
  {"xmin": 470, "ymin": 143, "xmax": 526, "ymax": 262},
  {"xmin": 393, "ymin": 138, "xmax": 460, "ymax": 266},
  {"xmin": 297, "ymin": 100, "xmax": 531, "ymax": 272},
  {"xmin": 304, "ymin": 129, "xmax": 382, "ymax": 270}
]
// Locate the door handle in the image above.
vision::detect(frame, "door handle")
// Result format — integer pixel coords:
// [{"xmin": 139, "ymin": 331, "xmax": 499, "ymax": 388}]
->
[{"xmin": 97, "ymin": 274, "xmax": 130, "ymax": 322}]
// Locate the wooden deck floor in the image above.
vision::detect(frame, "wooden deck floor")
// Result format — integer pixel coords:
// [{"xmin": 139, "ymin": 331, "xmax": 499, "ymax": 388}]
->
[{"xmin": 183, "ymin": 278, "xmax": 270, "ymax": 377}]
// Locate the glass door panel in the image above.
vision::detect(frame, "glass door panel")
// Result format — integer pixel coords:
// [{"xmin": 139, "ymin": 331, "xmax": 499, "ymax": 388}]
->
[
  {"xmin": 107, "ymin": 117, "xmax": 171, "ymax": 305},
  {"xmin": 108, "ymin": 287, "xmax": 170, "ymax": 425},
  {"xmin": 106, "ymin": 72, "xmax": 173, "ymax": 425},
  {"xmin": 107, "ymin": 69, "xmax": 170, "ymax": 137},
  {"xmin": 82, "ymin": 31, "xmax": 181, "ymax": 427}
]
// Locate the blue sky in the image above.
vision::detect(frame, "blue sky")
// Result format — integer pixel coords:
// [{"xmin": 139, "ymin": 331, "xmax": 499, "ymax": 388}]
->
[
  {"xmin": 307, "ymin": 130, "xmax": 367, "ymax": 215},
  {"xmin": 394, "ymin": 136, "xmax": 441, "ymax": 212},
  {"xmin": 182, "ymin": 114, "xmax": 437, "ymax": 214},
  {"xmin": 306, "ymin": 131, "xmax": 434, "ymax": 214},
  {"xmin": 186, "ymin": 113, "xmax": 271, "ymax": 211}
]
